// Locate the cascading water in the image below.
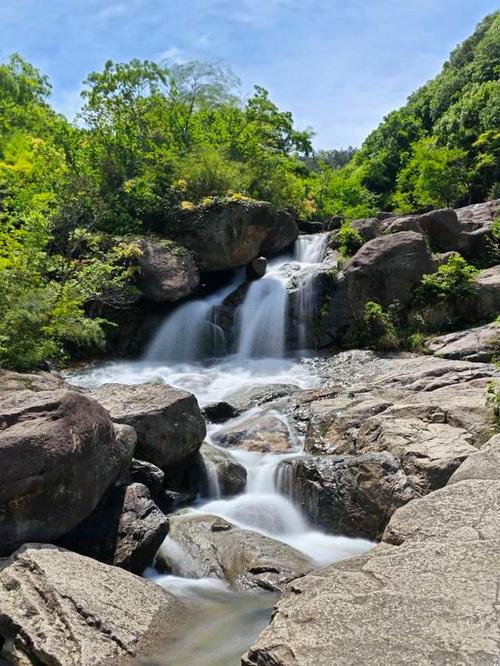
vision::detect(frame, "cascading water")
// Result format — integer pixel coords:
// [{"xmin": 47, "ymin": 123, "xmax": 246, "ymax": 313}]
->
[{"xmin": 68, "ymin": 232, "xmax": 372, "ymax": 666}]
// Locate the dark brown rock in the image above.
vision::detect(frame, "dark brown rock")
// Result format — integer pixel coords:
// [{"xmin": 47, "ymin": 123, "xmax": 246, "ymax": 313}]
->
[
  {"xmin": 92, "ymin": 382, "xmax": 206, "ymax": 484},
  {"xmin": 280, "ymin": 453, "xmax": 418, "ymax": 540},
  {"xmin": 57, "ymin": 481, "xmax": 169, "ymax": 574},
  {"xmin": 246, "ymin": 256, "xmax": 267, "ymax": 280},
  {"xmin": 137, "ymin": 239, "xmax": 199, "ymax": 303},
  {"xmin": 0, "ymin": 384, "xmax": 135, "ymax": 556}
]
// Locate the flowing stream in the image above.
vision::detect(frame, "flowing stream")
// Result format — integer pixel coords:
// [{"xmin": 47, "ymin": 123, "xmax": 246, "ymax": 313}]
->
[{"xmin": 69, "ymin": 233, "xmax": 373, "ymax": 665}]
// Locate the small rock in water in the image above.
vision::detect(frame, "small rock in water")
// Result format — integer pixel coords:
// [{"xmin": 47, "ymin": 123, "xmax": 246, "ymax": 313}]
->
[{"xmin": 246, "ymin": 256, "xmax": 267, "ymax": 280}]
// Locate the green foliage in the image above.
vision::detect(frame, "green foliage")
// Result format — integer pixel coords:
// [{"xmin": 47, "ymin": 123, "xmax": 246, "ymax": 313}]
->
[
  {"xmin": 355, "ymin": 11, "xmax": 500, "ymax": 210},
  {"xmin": 486, "ymin": 380, "xmax": 500, "ymax": 432},
  {"xmin": 336, "ymin": 221, "xmax": 364, "ymax": 257},
  {"xmin": 414, "ymin": 254, "xmax": 479, "ymax": 305},
  {"xmin": 362, "ymin": 302, "xmax": 400, "ymax": 351}
]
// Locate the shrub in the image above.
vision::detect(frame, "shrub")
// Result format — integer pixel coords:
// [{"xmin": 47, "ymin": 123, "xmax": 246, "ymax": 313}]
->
[
  {"xmin": 414, "ymin": 254, "xmax": 479, "ymax": 305},
  {"xmin": 337, "ymin": 222, "xmax": 364, "ymax": 257}
]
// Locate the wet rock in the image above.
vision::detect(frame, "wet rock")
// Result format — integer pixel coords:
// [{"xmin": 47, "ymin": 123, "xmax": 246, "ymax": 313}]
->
[
  {"xmin": 383, "ymin": 479, "xmax": 500, "ymax": 545},
  {"xmin": 0, "ymin": 381, "xmax": 135, "ymax": 556},
  {"xmin": 92, "ymin": 382, "xmax": 206, "ymax": 485},
  {"xmin": 425, "ymin": 322, "xmax": 500, "ymax": 362},
  {"xmin": 222, "ymin": 383, "xmax": 300, "ymax": 412},
  {"xmin": 212, "ymin": 412, "xmax": 294, "ymax": 453},
  {"xmin": 129, "ymin": 458, "xmax": 166, "ymax": 502},
  {"xmin": 280, "ymin": 453, "xmax": 418, "ymax": 540},
  {"xmin": 243, "ymin": 538, "xmax": 500, "ymax": 665},
  {"xmin": 137, "ymin": 239, "xmax": 199, "ymax": 303},
  {"xmin": 160, "ymin": 514, "xmax": 312, "ymax": 592},
  {"xmin": 57, "ymin": 481, "xmax": 169, "ymax": 574},
  {"xmin": 168, "ymin": 200, "xmax": 298, "ymax": 272},
  {"xmin": 202, "ymin": 400, "xmax": 240, "ymax": 423},
  {"xmin": 246, "ymin": 256, "xmax": 267, "ymax": 280},
  {"xmin": 297, "ymin": 220, "xmax": 325, "ymax": 234},
  {"xmin": 0, "ymin": 544, "xmax": 186, "ymax": 666},
  {"xmin": 448, "ymin": 434, "xmax": 500, "ymax": 484},
  {"xmin": 198, "ymin": 442, "xmax": 247, "ymax": 495}
]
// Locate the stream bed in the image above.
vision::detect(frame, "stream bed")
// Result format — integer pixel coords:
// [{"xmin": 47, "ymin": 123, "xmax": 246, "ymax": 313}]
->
[{"xmin": 68, "ymin": 234, "xmax": 374, "ymax": 664}]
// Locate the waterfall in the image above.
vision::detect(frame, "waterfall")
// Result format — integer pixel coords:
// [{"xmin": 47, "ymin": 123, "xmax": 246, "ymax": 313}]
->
[
  {"xmin": 144, "ymin": 272, "xmax": 243, "ymax": 363},
  {"xmin": 235, "ymin": 270, "xmax": 289, "ymax": 359},
  {"xmin": 294, "ymin": 233, "xmax": 328, "ymax": 264}
]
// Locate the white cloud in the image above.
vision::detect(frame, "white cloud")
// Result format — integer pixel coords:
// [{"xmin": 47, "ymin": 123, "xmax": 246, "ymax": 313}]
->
[
  {"xmin": 156, "ymin": 46, "xmax": 185, "ymax": 63},
  {"xmin": 96, "ymin": 4, "xmax": 128, "ymax": 21}
]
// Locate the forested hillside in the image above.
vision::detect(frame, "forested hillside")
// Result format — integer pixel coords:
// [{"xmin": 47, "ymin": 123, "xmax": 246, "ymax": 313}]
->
[{"xmin": 0, "ymin": 11, "xmax": 498, "ymax": 370}]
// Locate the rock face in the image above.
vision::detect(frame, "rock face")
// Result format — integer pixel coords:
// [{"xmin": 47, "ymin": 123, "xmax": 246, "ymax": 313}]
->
[
  {"xmin": 212, "ymin": 411, "xmax": 294, "ymax": 453},
  {"xmin": 161, "ymin": 514, "xmax": 312, "ymax": 592},
  {"xmin": 322, "ymin": 231, "xmax": 435, "ymax": 339},
  {"xmin": 137, "ymin": 239, "xmax": 199, "ymax": 303},
  {"xmin": 168, "ymin": 200, "xmax": 298, "ymax": 272},
  {"xmin": 280, "ymin": 453, "xmax": 418, "ymax": 540},
  {"xmin": 0, "ymin": 544, "xmax": 185, "ymax": 666},
  {"xmin": 383, "ymin": 479, "xmax": 500, "ymax": 545},
  {"xmin": 92, "ymin": 382, "xmax": 206, "ymax": 484},
  {"xmin": 448, "ymin": 434, "xmax": 500, "ymax": 484},
  {"xmin": 198, "ymin": 442, "xmax": 247, "ymax": 496},
  {"xmin": 57, "ymin": 481, "xmax": 169, "ymax": 574},
  {"xmin": 426, "ymin": 322, "xmax": 500, "ymax": 362},
  {"xmin": 243, "ymin": 538, "xmax": 500, "ymax": 666},
  {"xmin": 0, "ymin": 382, "xmax": 135, "ymax": 556}
]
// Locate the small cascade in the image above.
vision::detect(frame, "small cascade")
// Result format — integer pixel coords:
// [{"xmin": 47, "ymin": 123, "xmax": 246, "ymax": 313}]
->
[
  {"xmin": 203, "ymin": 459, "xmax": 222, "ymax": 499},
  {"xmin": 145, "ymin": 273, "xmax": 243, "ymax": 363},
  {"xmin": 293, "ymin": 234, "xmax": 329, "ymax": 348},
  {"xmin": 235, "ymin": 270, "xmax": 289, "ymax": 359}
]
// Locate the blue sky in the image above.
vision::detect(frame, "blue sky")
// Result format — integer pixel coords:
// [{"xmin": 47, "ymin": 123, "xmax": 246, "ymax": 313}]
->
[{"xmin": 1, "ymin": 0, "xmax": 498, "ymax": 148}]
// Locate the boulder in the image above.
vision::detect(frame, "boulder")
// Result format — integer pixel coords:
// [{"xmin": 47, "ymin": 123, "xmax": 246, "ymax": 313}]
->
[
  {"xmin": 475, "ymin": 265, "xmax": 500, "ymax": 319},
  {"xmin": 198, "ymin": 442, "xmax": 247, "ymax": 496},
  {"xmin": 129, "ymin": 458, "xmax": 166, "ymax": 502},
  {"xmin": 246, "ymin": 256, "xmax": 267, "ymax": 280},
  {"xmin": 202, "ymin": 400, "xmax": 240, "ymax": 423},
  {"xmin": 383, "ymin": 214, "xmax": 422, "ymax": 234},
  {"xmin": 137, "ymin": 239, "xmax": 199, "ymax": 303},
  {"xmin": 243, "ymin": 538, "xmax": 500, "ymax": 665},
  {"xmin": 321, "ymin": 232, "xmax": 435, "ymax": 339},
  {"xmin": 418, "ymin": 208, "xmax": 464, "ymax": 252},
  {"xmin": 212, "ymin": 411, "xmax": 294, "ymax": 453},
  {"xmin": 425, "ymin": 322, "xmax": 500, "ymax": 362},
  {"xmin": 456, "ymin": 198, "xmax": 500, "ymax": 228},
  {"xmin": 160, "ymin": 513, "xmax": 312, "ymax": 592},
  {"xmin": 0, "ymin": 383, "xmax": 135, "ymax": 556},
  {"xmin": 222, "ymin": 383, "xmax": 300, "ymax": 413},
  {"xmin": 297, "ymin": 220, "xmax": 325, "ymax": 234},
  {"xmin": 350, "ymin": 217, "xmax": 382, "ymax": 241},
  {"xmin": 57, "ymin": 481, "xmax": 169, "ymax": 574},
  {"xmin": 92, "ymin": 382, "xmax": 206, "ymax": 485},
  {"xmin": 0, "ymin": 544, "xmax": 185, "ymax": 666},
  {"xmin": 280, "ymin": 453, "xmax": 418, "ymax": 540},
  {"xmin": 448, "ymin": 434, "xmax": 500, "ymax": 484},
  {"xmin": 383, "ymin": 479, "xmax": 500, "ymax": 545},
  {"xmin": 168, "ymin": 200, "xmax": 298, "ymax": 272}
]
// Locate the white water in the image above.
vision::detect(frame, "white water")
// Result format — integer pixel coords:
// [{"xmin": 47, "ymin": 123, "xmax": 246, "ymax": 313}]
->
[{"xmin": 68, "ymin": 233, "xmax": 372, "ymax": 665}]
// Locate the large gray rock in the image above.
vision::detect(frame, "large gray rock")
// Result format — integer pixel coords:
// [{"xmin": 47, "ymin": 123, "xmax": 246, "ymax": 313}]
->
[
  {"xmin": 448, "ymin": 433, "xmax": 500, "ymax": 484},
  {"xmin": 280, "ymin": 453, "xmax": 418, "ymax": 540},
  {"xmin": 160, "ymin": 513, "xmax": 312, "ymax": 592},
  {"xmin": 0, "ymin": 544, "xmax": 186, "ymax": 666},
  {"xmin": 92, "ymin": 382, "xmax": 206, "ymax": 484},
  {"xmin": 57, "ymin": 481, "xmax": 169, "ymax": 574},
  {"xmin": 0, "ymin": 381, "xmax": 135, "ymax": 556},
  {"xmin": 168, "ymin": 200, "xmax": 298, "ymax": 272},
  {"xmin": 243, "ymin": 538, "xmax": 500, "ymax": 665},
  {"xmin": 212, "ymin": 411, "xmax": 295, "ymax": 453},
  {"xmin": 137, "ymin": 239, "xmax": 199, "ymax": 303},
  {"xmin": 456, "ymin": 198, "xmax": 500, "ymax": 228},
  {"xmin": 383, "ymin": 479, "xmax": 500, "ymax": 545},
  {"xmin": 425, "ymin": 322, "xmax": 500, "ymax": 362},
  {"xmin": 475, "ymin": 265, "xmax": 500, "ymax": 319}
]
